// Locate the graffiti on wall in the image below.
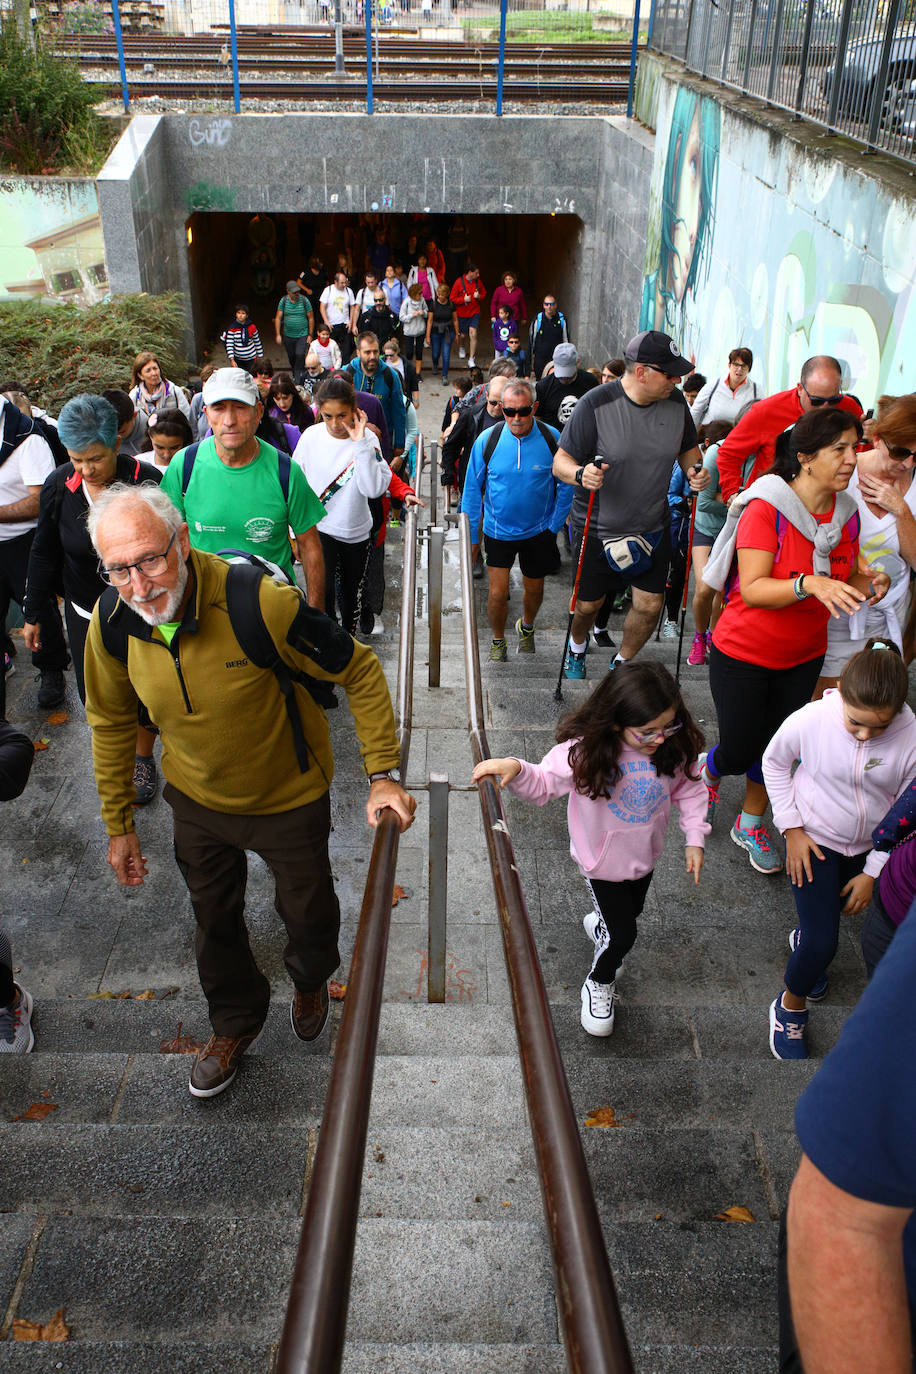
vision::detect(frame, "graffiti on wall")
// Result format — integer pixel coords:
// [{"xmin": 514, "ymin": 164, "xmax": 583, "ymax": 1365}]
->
[
  {"xmin": 639, "ymin": 80, "xmax": 916, "ymax": 406},
  {"xmin": 0, "ymin": 179, "xmax": 107, "ymax": 306}
]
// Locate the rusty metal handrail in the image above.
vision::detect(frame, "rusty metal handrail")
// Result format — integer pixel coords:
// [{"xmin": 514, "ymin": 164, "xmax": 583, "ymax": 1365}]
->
[
  {"xmin": 276, "ymin": 507, "xmax": 418, "ymax": 1374},
  {"xmin": 458, "ymin": 512, "xmax": 635, "ymax": 1374}
]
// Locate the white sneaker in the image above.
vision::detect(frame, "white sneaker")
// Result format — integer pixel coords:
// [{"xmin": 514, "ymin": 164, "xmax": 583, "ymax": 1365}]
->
[
  {"xmin": 0, "ymin": 985, "xmax": 34, "ymax": 1053},
  {"xmin": 370, "ymin": 619, "xmax": 384, "ymax": 636},
  {"xmin": 467, "ymin": 356, "xmax": 476, "ymax": 368},
  {"xmin": 458, "ymin": 345, "xmax": 467, "ymax": 359},
  {"xmin": 583, "ymin": 909, "xmax": 609, "ymax": 953},
  {"xmin": 580, "ymin": 976, "xmax": 615, "ymax": 1036},
  {"xmin": 661, "ymin": 619, "xmax": 680, "ymax": 640}
]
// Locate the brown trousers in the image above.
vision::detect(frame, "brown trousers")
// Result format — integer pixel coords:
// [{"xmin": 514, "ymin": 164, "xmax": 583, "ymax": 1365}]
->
[{"xmin": 166, "ymin": 783, "xmax": 340, "ymax": 1038}]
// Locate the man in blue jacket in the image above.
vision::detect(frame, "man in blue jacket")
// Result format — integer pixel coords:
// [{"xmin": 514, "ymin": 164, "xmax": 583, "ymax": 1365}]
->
[
  {"xmin": 460, "ymin": 377, "xmax": 571, "ymax": 661},
  {"xmin": 344, "ymin": 332, "xmax": 405, "ymax": 465}
]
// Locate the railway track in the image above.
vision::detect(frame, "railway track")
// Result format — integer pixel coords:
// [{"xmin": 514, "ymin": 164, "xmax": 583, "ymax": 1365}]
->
[{"xmin": 87, "ymin": 76, "xmax": 628, "ymax": 99}]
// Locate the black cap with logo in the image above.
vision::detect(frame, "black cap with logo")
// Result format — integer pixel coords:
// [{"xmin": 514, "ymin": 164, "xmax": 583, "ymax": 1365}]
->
[{"xmin": 624, "ymin": 330, "xmax": 693, "ymax": 377}]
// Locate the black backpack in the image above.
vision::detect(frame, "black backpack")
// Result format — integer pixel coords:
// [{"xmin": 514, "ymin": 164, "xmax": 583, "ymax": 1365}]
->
[
  {"xmin": 180, "ymin": 440, "xmax": 291, "ymax": 498},
  {"xmin": 97, "ymin": 555, "xmax": 353, "ymax": 776},
  {"xmin": 481, "ymin": 418, "xmax": 559, "ymax": 471}
]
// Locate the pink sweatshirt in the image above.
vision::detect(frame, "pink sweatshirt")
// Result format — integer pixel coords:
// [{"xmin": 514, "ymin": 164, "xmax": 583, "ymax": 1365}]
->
[
  {"xmin": 762, "ymin": 689, "xmax": 916, "ymax": 877},
  {"xmin": 506, "ymin": 740, "xmax": 709, "ymax": 881}
]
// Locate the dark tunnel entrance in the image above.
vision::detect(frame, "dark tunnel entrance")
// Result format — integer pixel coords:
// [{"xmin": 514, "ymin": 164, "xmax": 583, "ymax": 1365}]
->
[{"xmin": 184, "ymin": 211, "xmax": 585, "ymax": 368}]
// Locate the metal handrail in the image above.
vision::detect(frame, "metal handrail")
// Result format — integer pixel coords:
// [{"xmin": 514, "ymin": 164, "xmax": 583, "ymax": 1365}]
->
[
  {"xmin": 458, "ymin": 513, "xmax": 635, "ymax": 1374},
  {"xmin": 276, "ymin": 507, "xmax": 418, "ymax": 1374}
]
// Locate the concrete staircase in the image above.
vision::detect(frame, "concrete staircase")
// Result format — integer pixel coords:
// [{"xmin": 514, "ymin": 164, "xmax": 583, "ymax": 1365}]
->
[{"xmin": 0, "ymin": 490, "xmax": 871, "ymax": 1370}]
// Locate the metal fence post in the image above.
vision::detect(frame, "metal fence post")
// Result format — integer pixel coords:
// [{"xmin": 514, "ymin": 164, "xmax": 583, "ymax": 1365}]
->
[
  {"xmin": 826, "ymin": 0, "xmax": 857, "ymax": 128},
  {"xmin": 866, "ymin": 0, "xmax": 903, "ymax": 147},
  {"xmin": 720, "ymin": 0, "xmax": 737, "ymax": 83},
  {"xmin": 792, "ymin": 0, "xmax": 817, "ymax": 116},
  {"xmin": 742, "ymin": 0, "xmax": 761, "ymax": 88},
  {"xmin": 496, "ymin": 0, "xmax": 508, "ymax": 115},
  {"xmin": 627, "ymin": 0, "xmax": 642, "ymax": 116},
  {"xmin": 682, "ymin": 0, "xmax": 698, "ymax": 63},
  {"xmin": 365, "ymin": 0, "xmax": 374, "ymax": 114},
  {"xmin": 428, "ymin": 525, "xmax": 444, "ymax": 689},
  {"xmin": 111, "ymin": 0, "xmax": 131, "ymax": 114},
  {"xmin": 227, "ymin": 0, "xmax": 241, "ymax": 114},
  {"xmin": 765, "ymin": 0, "xmax": 788, "ymax": 102},
  {"xmin": 428, "ymin": 772, "xmax": 448, "ymax": 1004},
  {"xmin": 334, "ymin": 0, "xmax": 346, "ymax": 76}
]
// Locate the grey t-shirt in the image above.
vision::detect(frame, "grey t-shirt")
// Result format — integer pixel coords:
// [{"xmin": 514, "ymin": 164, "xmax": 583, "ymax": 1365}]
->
[{"xmin": 559, "ymin": 380, "xmax": 698, "ymax": 539}]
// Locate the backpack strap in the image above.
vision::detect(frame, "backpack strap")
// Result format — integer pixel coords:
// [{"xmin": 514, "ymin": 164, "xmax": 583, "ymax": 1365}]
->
[
  {"xmin": 181, "ymin": 441, "xmax": 202, "ymax": 497},
  {"xmin": 277, "ymin": 448, "xmax": 291, "ymax": 501},
  {"xmin": 97, "ymin": 585, "xmax": 132, "ymax": 665},
  {"xmin": 225, "ymin": 561, "xmax": 311, "ymax": 774},
  {"xmin": 482, "ymin": 421, "xmax": 505, "ymax": 472}
]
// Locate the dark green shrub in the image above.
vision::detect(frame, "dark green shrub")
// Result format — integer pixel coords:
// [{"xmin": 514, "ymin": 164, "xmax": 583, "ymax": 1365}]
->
[
  {"xmin": 0, "ymin": 17, "xmax": 111, "ymax": 172},
  {"xmin": 0, "ymin": 294, "xmax": 191, "ymax": 413}
]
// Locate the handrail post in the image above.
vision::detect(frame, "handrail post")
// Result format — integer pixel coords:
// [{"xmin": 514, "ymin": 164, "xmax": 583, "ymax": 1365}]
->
[
  {"xmin": 496, "ymin": 0, "xmax": 508, "ymax": 113},
  {"xmin": 626, "ymin": 0, "xmax": 642, "ymax": 116},
  {"xmin": 427, "ymin": 438, "xmax": 439, "ymax": 527},
  {"xmin": 427, "ymin": 771, "xmax": 448, "ymax": 1003},
  {"xmin": 428, "ymin": 525, "xmax": 444, "ymax": 689},
  {"xmin": 227, "ymin": 0, "xmax": 241, "ymax": 113},
  {"xmin": 111, "ymin": 0, "xmax": 131, "ymax": 113}
]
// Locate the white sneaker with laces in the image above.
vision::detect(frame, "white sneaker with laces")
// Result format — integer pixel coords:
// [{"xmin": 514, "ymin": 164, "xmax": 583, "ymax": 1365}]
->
[
  {"xmin": 0, "ymin": 985, "xmax": 34, "ymax": 1053},
  {"xmin": 580, "ymin": 976, "xmax": 615, "ymax": 1036}
]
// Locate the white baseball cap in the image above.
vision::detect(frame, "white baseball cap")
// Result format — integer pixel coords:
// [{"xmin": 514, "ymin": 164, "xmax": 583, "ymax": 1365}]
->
[{"xmin": 202, "ymin": 367, "xmax": 260, "ymax": 407}]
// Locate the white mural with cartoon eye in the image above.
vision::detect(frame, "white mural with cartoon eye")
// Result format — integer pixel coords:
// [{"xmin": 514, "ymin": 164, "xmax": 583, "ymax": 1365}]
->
[
  {"xmin": 0, "ymin": 178, "xmax": 106, "ymax": 306},
  {"xmin": 640, "ymin": 76, "xmax": 916, "ymax": 411}
]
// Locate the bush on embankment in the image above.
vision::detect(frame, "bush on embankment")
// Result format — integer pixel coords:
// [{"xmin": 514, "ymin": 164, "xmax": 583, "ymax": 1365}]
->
[
  {"xmin": 0, "ymin": 16, "xmax": 112, "ymax": 173},
  {"xmin": 0, "ymin": 295, "xmax": 191, "ymax": 413}
]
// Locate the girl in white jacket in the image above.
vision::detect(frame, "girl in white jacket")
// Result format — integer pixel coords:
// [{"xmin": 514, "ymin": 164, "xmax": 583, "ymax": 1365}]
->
[
  {"xmin": 763, "ymin": 639, "xmax": 916, "ymax": 1060},
  {"xmin": 292, "ymin": 375, "xmax": 392, "ymax": 634}
]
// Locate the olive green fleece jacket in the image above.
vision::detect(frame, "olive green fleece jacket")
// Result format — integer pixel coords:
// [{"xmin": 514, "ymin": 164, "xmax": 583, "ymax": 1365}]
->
[{"xmin": 84, "ymin": 549, "xmax": 401, "ymax": 836}]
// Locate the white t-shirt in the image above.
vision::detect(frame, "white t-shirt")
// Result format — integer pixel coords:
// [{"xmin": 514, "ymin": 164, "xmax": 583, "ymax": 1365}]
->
[
  {"xmin": 320, "ymin": 284, "xmax": 356, "ymax": 328},
  {"xmin": 292, "ymin": 423, "xmax": 391, "ymax": 543},
  {"xmin": 0, "ymin": 431, "xmax": 55, "ymax": 541},
  {"xmin": 826, "ymin": 466, "xmax": 916, "ymax": 654}
]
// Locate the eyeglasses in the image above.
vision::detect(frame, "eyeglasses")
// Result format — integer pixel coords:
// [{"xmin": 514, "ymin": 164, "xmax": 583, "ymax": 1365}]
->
[
  {"xmin": 101, "ymin": 531, "xmax": 177, "ymax": 587},
  {"xmin": 543, "ymin": 300, "xmax": 556, "ymax": 307},
  {"xmin": 501, "ymin": 405, "xmax": 533, "ymax": 418},
  {"xmin": 885, "ymin": 442, "xmax": 916, "ymax": 460},
  {"xmin": 626, "ymin": 720, "xmax": 683, "ymax": 745},
  {"xmin": 643, "ymin": 363, "xmax": 681, "ymax": 381},
  {"xmin": 802, "ymin": 384, "xmax": 843, "ymax": 407}
]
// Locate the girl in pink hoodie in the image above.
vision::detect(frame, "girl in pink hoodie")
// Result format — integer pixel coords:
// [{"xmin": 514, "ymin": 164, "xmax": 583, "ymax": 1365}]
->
[
  {"xmin": 763, "ymin": 639, "xmax": 916, "ymax": 1060},
  {"xmin": 472, "ymin": 662, "xmax": 709, "ymax": 1037}
]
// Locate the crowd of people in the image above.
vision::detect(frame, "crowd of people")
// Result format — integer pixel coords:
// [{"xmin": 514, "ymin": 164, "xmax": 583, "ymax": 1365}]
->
[{"xmin": 4, "ymin": 227, "xmax": 916, "ymax": 1364}]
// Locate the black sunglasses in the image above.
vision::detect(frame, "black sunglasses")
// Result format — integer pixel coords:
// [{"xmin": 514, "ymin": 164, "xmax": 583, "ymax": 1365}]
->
[
  {"xmin": 502, "ymin": 405, "xmax": 533, "ymax": 418},
  {"xmin": 643, "ymin": 363, "xmax": 681, "ymax": 381},
  {"xmin": 886, "ymin": 442, "xmax": 916, "ymax": 460},
  {"xmin": 802, "ymin": 384, "xmax": 844, "ymax": 407}
]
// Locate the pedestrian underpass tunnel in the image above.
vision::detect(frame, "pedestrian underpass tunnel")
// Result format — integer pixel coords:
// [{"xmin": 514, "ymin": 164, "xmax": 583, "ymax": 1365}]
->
[
  {"xmin": 97, "ymin": 112, "xmax": 654, "ymax": 366},
  {"xmin": 184, "ymin": 210, "xmax": 585, "ymax": 363}
]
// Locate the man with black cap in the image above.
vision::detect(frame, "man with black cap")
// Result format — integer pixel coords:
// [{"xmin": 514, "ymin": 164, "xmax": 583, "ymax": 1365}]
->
[
  {"xmin": 552, "ymin": 330, "xmax": 709, "ymax": 677},
  {"xmin": 274, "ymin": 281, "xmax": 313, "ymax": 386},
  {"xmin": 535, "ymin": 343, "xmax": 599, "ymax": 430}
]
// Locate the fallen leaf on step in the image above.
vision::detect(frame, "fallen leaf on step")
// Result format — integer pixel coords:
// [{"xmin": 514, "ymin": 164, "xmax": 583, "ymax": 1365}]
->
[
  {"xmin": 11, "ymin": 1307, "xmax": 69, "ymax": 1342},
  {"xmin": 33, "ymin": 739, "xmax": 49, "ymax": 752},
  {"xmin": 715, "ymin": 1205, "xmax": 756, "ymax": 1223},
  {"xmin": 46, "ymin": 712, "xmax": 69, "ymax": 726},
  {"xmin": 14, "ymin": 1102, "xmax": 58, "ymax": 1122},
  {"xmin": 329, "ymin": 980, "xmax": 347, "ymax": 1000},
  {"xmin": 391, "ymin": 884, "xmax": 407, "ymax": 906},
  {"xmin": 584, "ymin": 1106, "xmax": 626, "ymax": 1128},
  {"xmin": 159, "ymin": 1021, "xmax": 204, "ymax": 1054},
  {"xmin": 134, "ymin": 989, "xmax": 155, "ymax": 1000}
]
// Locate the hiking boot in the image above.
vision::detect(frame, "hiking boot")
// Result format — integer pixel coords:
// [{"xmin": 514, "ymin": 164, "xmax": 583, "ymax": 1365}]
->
[
  {"xmin": 788, "ymin": 927, "xmax": 829, "ymax": 1001},
  {"xmin": 37, "ymin": 669, "xmax": 65, "ymax": 709},
  {"xmin": 188, "ymin": 1031, "xmax": 260, "ymax": 1098},
  {"xmin": 291, "ymin": 982, "xmax": 330, "ymax": 1042},
  {"xmin": 580, "ymin": 976, "xmax": 616, "ymax": 1036},
  {"xmin": 769, "ymin": 996, "xmax": 808, "ymax": 1060},
  {"xmin": 0, "ymin": 985, "xmax": 34, "ymax": 1053},
  {"xmin": 687, "ymin": 631, "xmax": 707, "ymax": 667},
  {"xmin": 489, "ymin": 638, "xmax": 508, "ymax": 662},
  {"xmin": 133, "ymin": 754, "xmax": 158, "ymax": 806},
  {"xmin": 731, "ymin": 817, "xmax": 783, "ymax": 874},
  {"xmin": 699, "ymin": 753, "xmax": 719, "ymax": 829},
  {"xmin": 515, "ymin": 619, "xmax": 536, "ymax": 654}
]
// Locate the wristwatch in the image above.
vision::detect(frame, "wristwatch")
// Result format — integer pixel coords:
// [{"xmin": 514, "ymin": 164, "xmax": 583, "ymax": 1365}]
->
[
  {"xmin": 368, "ymin": 770, "xmax": 396, "ymax": 785},
  {"xmin": 574, "ymin": 466, "xmax": 585, "ymax": 486}
]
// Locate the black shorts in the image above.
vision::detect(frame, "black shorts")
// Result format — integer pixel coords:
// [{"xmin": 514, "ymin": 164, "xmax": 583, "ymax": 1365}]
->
[
  {"xmin": 572, "ymin": 526, "xmax": 671, "ymax": 601},
  {"xmin": 484, "ymin": 528, "xmax": 560, "ymax": 578}
]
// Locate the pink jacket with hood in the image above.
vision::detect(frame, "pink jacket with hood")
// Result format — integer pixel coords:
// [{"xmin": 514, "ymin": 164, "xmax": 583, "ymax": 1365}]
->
[
  {"xmin": 506, "ymin": 740, "xmax": 709, "ymax": 881},
  {"xmin": 762, "ymin": 688, "xmax": 916, "ymax": 878}
]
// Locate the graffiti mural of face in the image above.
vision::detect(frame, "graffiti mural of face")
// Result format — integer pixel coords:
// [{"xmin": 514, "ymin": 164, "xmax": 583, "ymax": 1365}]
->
[{"xmin": 670, "ymin": 109, "xmax": 702, "ymax": 304}]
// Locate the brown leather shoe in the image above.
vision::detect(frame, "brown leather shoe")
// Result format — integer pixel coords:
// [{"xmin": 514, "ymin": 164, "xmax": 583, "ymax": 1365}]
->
[
  {"xmin": 188, "ymin": 1032, "xmax": 259, "ymax": 1098},
  {"xmin": 291, "ymin": 983, "xmax": 330, "ymax": 1042}
]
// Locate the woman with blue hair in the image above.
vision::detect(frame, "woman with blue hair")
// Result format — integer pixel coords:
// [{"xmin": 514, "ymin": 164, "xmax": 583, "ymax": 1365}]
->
[
  {"xmin": 23, "ymin": 394, "xmax": 162, "ymax": 803},
  {"xmin": 641, "ymin": 88, "xmax": 720, "ymax": 337}
]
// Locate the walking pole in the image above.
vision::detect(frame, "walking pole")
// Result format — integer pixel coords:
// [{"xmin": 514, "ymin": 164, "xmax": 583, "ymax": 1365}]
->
[
  {"xmin": 554, "ymin": 487, "xmax": 597, "ymax": 704},
  {"xmin": 674, "ymin": 494, "xmax": 698, "ymax": 685}
]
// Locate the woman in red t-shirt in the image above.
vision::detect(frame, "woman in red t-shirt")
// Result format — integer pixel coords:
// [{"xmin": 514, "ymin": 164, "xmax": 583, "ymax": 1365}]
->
[{"xmin": 702, "ymin": 407, "xmax": 890, "ymax": 874}]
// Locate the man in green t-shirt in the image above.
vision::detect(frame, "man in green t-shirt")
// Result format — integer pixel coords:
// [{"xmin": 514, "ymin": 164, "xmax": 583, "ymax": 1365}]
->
[
  {"xmin": 274, "ymin": 281, "xmax": 313, "ymax": 385},
  {"xmin": 160, "ymin": 368, "xmax": 325, "ymax": 606}
]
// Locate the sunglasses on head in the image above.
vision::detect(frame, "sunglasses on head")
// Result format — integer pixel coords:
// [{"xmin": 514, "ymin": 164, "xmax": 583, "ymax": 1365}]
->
[
  {"xmin": 502, "ymin": 405, "xmax": 533, "ymax": 418},
  {"xmin": 802, "ymin": 384, "xmax": 843, "ymax": 407}
]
